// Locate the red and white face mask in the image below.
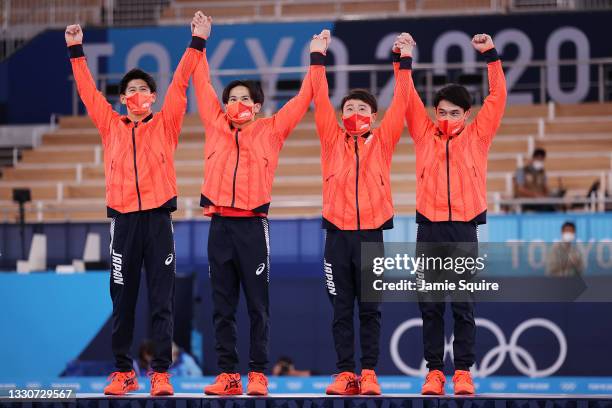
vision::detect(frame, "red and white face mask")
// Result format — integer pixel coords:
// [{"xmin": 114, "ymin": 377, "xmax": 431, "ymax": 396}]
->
[
  {"xmin": 342, "ymin": 113, "xmax": 372, "ymax": 137},
  {"xmin": 437, "ymin": 117, "xmax": 466, "ymax": 137},
  {"xmin": 226, "ymin": 101, "xmax": 254, "ymax": 124},
  {"xmin": 126, "ymin": 92, "xmax": 154, "ymax": 115}
]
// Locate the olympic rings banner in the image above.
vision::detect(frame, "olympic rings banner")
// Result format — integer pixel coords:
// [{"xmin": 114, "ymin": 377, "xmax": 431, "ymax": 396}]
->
[
  {"xmin": 1, "ymin": 244, "xmax": 612, "ymax": 378},
  {"xmin": 1, "ymin": 10, "xmax": 612, "ymax": 123},
  {"xmin": 193, "ymin": 279, "xmax": 612, "ymax": 377}
]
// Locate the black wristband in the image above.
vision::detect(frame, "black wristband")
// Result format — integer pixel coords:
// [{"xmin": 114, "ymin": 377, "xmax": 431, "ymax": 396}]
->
[
  {"xmin": 482, "ymin": 48, "xmax": 500, "ymax": 63},
  {"xmin": 310, "ymin": 52, "xmax": 326, "ymax": 66},
  {"xmin": 68, "ymin": 44, "xmax": 85, "ymax": 59},
  {"xmin": 190, "ymin": 36, "xmax": 206, "ymax": 51},
  {"xmin": 392, "ymin": 52, "xmax": 401, "ymax": 63},
  {"xmin": 399, "ymin": 56, "xmax": 413, "ymax": 70}
]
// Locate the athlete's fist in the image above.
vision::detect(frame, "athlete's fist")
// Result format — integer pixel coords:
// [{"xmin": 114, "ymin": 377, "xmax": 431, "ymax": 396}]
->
[
  {"xmin": 471, "ymin": 33, "xmax": 494, "ymax": 53},
  {"xmin": 65, "ymin": 24, "xmax": 83, "ymax": 46},
  {"xmin": 393, "ymin": 32, "xmax": 415, "ymax": 57},
  {"xmin": 310, "ymin": 29, "xmax": 331, "ymax": 54},
  {"xmin": 191, "ymin": 11, "xmax": 212, "ymax": 39}
]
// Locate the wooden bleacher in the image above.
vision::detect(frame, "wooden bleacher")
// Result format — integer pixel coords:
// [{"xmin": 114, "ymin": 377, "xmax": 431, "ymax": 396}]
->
[
  {"xmin": 158, "ymin": 0, "xmax": 497, "ymax": 23},
  {"xmin": 0, "ymin": 102, "xmax": 611, "ymax": 221}
]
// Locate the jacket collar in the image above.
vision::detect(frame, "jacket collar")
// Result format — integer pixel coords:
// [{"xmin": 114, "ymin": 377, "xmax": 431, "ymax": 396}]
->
[
  {"xmin": 121, "ymin": 112, "xmax": 154, "ymax": 125},
  {"xmin": 345, "ymin": 130, "xmax": 372, "ymax": 140},
  {"xmin": 434, "ymin": 128, "xmax": 462, "ymax": 140}
]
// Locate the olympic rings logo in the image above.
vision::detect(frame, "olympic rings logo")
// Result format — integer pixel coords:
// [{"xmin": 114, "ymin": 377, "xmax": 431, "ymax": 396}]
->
[{"xmin": 389, "ymin": 317, "xmax": 567, "ymax": 378}]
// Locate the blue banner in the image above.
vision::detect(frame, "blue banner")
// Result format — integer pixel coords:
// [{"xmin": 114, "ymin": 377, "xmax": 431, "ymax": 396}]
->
[{"xmin": 2, "ymin": 11, "xmax": 611, "ymax": 123}]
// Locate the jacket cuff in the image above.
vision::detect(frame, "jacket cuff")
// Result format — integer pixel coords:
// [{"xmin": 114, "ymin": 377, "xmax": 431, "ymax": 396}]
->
[
  {"xmin": 392, "ymin": 52, "xmax": 401, "ymax": 63},
  {"xmin": 190, "ymin": 36, "xmax": 206, "ymax": 51},
  {"xmin": 399, "ymin": 56, "xmax": 413, "ymax": 70},
  {"xmin": 482, "ymin": 48, "xmax": 500, "ymax": 63},
  {"xmin": 68, "ymin": 44, "xmax": 85, "ymax": 59},
  {"xmin": 310, "ymin": 52, "xmax": 326, "ymax": 66}
]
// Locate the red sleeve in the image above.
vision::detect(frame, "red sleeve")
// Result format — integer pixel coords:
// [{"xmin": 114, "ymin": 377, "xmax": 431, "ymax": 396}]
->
[
  {"xmin": 310, "ymin": 52, "xmax": 343, "ymax": 150},
  {"xmin": 269, "ymin": 67, "xmax": 314, "ymax": 144},
  {"xmin": 68, "ymin": 44, "xmax": 118, "ymax": 146},
  {"xmin": 193, "ymin": 45, "xmax": 226, "ymax": 133},
  {"xmin": 470, "ymin": 48, "xmax": 507, "ymax": 150},
  {"xmin": 403, "ymin": 59, "xmax": 435, "ymax": 146},
  {"xmin": 377, "ymin": 55, "xmax": 412, "ymax": 154},
  {"xmin": 160, "ymin": 37, "xmax": 205, "ymax": 148}
]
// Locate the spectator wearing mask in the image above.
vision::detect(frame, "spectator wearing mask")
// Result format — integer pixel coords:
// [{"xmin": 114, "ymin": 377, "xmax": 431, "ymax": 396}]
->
[
  {"xmin": 515, "ymin": 148, "xmax": 548, "ymax": 197},
  {"xmin": 514, "ymin": 148, "xmax": 565, "ymax": 212},
  {"xmin": 546, "ymin": 221, "xmax": 585, "ymax": 277}
]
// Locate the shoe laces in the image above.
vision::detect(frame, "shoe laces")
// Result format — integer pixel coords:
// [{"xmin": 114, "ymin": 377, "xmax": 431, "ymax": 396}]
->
[
  {"xmin": 332, "ymin": 372, "xmax": 357, "ymax": 387},
  {"xmin": 360, "ymin": 371, "xmax": 377, "ymax": 384},
  {"xmin": 107, "ymin": 371, "xmax": 131, "ymax": 384},
  {"xmin": 453, "ymin": 371, "xmax": 473, "ymax": 384},
  {"xmin": 426, "ymin": 370, "xmax": 445, "ymax": 384},
  {"xmin": 216, "ymin": 373, "xmax": 240, "ymax": 386},
  {"xmin": 149, "ymin": 371, "xmax": 171, "ymax": 386},
  {"xmin": 249, "ymin": 372, "xmax": 268, "ymax": 385}
]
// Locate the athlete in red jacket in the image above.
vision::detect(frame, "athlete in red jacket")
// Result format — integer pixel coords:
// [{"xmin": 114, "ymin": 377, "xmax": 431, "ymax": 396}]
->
[
  {"xmin": 309, "ymin": 30, "xmax": 414, "ymax": 395},
  {"xmin": 66, "ymin": 15, "xmax": 207, "ymax": 396},
  {"xmin": 396, "ymin": 33, "xmax": 507, "ymax": 395},
  {"xmin": 192, "ymin": 14, "xmax": 314, "ymax": 396}
]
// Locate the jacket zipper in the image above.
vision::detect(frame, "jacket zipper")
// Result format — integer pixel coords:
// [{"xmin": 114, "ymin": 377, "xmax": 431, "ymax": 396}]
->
[
  {"xmin": 231, "ymin": 129, "xmax": 240, "ymax": 207},
  {"xmin": 446, "ymin": 138, "xmax": 451, "ymax": 221},
  {"xmin": 132, "ymin": 123, "xmax": 142, "ymax": 211},
  {"xmin": 354, "ymin": 136, "xmax": 361, "ymax": 230}
]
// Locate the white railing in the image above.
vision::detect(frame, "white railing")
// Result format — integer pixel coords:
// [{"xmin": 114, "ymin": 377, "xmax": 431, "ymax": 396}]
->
[
  {"xmin": 2, "ymin": 193, "xmax": 612, "ymax": 222},
  {"xmin": 1, "ymin": 161, "xmax": 610, "ymax": 221},
  {"xmin": 0, "ymin": 0, "xmax": 107, "ymax": 59},
  {"xmin": 509, "ymin": 0, "xmax": 612, "ymax": 11},
  {"xmin": 69, "ymin": 58, "xmax": 612, "ymax": 116}
]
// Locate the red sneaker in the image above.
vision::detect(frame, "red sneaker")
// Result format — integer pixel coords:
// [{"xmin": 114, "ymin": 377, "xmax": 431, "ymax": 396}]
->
[
  {"xmin": 453, "ymin": 370, "xmax": 475, "ymax": 395},
  {"xmin": 149, "ymin": 372, "xmax": 174, "ymax": 396},
  {"xmin": 103, "ymin": 370, "xmax": 138, "ymax": 395},
  {"xmin": 204, "ymin": 373, "xmax": 243, "ymax": 395},
  {"xmin": 326, "ymin": 372, "xmax": 360, "ymax": 395},
  {"xmin": 421, "ymin": 370, "xmax": 446, "ymax": 395},
  {"xmin": 359, "ymin": 369, "xmax": 381, "ymax": 395},
  {"xmin": 247, "ymin": 372, "xmax": 269, "ymax": 396}
]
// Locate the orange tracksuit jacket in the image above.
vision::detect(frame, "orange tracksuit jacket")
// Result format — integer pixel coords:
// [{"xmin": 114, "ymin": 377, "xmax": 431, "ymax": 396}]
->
[
  {"xmin": 193, "ymin": 43, "xmax": 313, "ymax": 216},
  {"xmin": 310, "ymin": 52, "xmax": 412, "ymax": 230},
  {"xmin": 68, "ymin": 37, "xmax": 204, "ymax": 216},
  {"xmin": 406, "ymin": 48, "xmax": 507, "ymax": 223}
]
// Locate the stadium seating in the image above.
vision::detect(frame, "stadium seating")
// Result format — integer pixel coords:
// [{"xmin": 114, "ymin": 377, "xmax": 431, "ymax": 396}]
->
[
  {"xmin": 158, "ymin": 0, "xmax": 501, "ymax": 23},
  {"xmin": 0, "ymin": 102, "xmax": 610, "ymax": 221}
]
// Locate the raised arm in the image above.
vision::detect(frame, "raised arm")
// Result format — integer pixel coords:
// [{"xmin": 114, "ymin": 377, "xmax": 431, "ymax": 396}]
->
[
  {"xmin": 269, "ymin": 65, "xmax": 314, "ymax": 144},
  {"xmin": 469, "ymin": 34, "xmax": 507, "ymax": 149},
  {"xmin": 377, "ymin": 34, "xmax": 415, "ymax": 152},
  {"xmin": 65, "ymin": 24, "xmax": 118, "ymax": 146},
  {"xmin": 160, "ymin": 13, "xmax": 208, "ymax": 147},
  {"xmin": 192, "ymin": 14, "xmax": 225, "ymax": 133},
  {"xmin": 309, "ymin": 30, "xmax": 342, "ymax": 149},
  {"xmin": 393, "ymin": 34, "xmax": 435, "ymax": 146}
]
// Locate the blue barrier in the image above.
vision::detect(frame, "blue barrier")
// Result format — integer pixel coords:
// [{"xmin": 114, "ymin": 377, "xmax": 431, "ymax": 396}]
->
[
  {"xmin": 2, "ymin": 273, "xmax": 612, "ymax": 379},
  {"xmin": 2, "ymin": 213, "xmax": 612, "ymax": 273}
]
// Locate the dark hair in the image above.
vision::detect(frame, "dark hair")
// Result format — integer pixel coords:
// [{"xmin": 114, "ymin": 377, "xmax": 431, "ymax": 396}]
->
[
  {"xmin": 276, "ymin": 356, "xmax": 293, "ymax": 365},
  {"xmin": 562, "ymin": 221, "xmax": 576, "ymax": 231},
  {"xmin": 341, "ymin": 89, "xmax": 378, "ymax": 113},
  {"xmin": 433, "ymin": 84, "xmax": 472, "ymax": 111},
  {"xmin": 222, "ymin": 80, "xmax": 264, "ymax": 105},
  {"xmin": 532, "ymin": 148, "xmax": 547, "ymax": 159},
  {"xmin": 119, "ymin": 69, "xmax": 157, "ymax": 95}
]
